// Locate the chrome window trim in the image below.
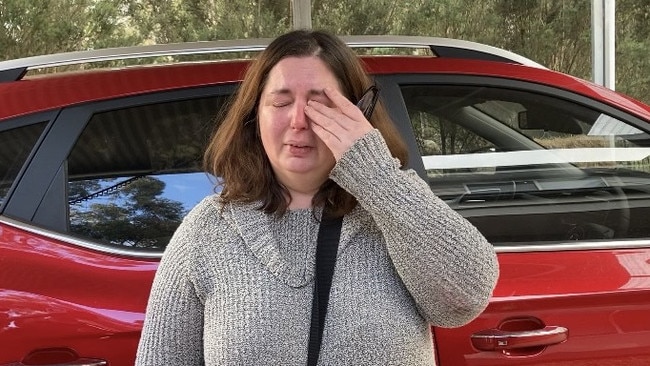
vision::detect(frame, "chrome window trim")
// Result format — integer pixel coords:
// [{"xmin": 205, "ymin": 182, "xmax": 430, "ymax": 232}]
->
[
  {"xmin": 1, "ymin": 214, "xmax": 647, "ymax": 256},
  {"xmin": 0, "ymin": 35, "xmax": 545, "ymax": 73},
  {"xmin": 494, "ymin": 239, "xmax": 650, "ymax": 253},
  {"xmin": 0, "ymin": 215, "xmax": 163, "ymax": 259}
]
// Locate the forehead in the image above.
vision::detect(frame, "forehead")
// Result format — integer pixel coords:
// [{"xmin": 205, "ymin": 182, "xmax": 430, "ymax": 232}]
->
[{"xmin": 263, "ymin": 56, "xmax": 340, "ymax": 92}]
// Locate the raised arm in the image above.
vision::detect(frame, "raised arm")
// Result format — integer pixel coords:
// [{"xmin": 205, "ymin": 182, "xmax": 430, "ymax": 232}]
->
[{"xmin": 330, "ymin": 129, "xmax": 499, "ymax": 327}]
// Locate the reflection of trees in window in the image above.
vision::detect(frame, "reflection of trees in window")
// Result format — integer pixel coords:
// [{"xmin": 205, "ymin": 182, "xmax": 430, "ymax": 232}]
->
[
  {"xmin": 69, "ymin": 176, "xmax": 185, "ymax": 249},
  {"xmin": 409, "ymin": 110, "xmax": 491, "ymax": 155},
  {"xmin": 534, "ymin": 135, "xmax": 650, "ymax": 172},
  {"xmin": 411, "ymin": 110, "xmax": 440, "ymax": 155},
  {"xmin": 0, "ymin": 188, "xmax": 7, "ymax": 206}
]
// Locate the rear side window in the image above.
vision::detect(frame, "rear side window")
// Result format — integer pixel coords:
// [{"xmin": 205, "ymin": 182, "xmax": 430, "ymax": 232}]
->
[
  {"xmin": 402, "ymin": 84, "xmax": 650, "ymax": 245},
  {"xmin": 67, "ymin": 95, "xmax": 228, "ymax": 250},
  {"xmin": 0, "ymin": 122, "xmax": 47, "ymax": 208}
]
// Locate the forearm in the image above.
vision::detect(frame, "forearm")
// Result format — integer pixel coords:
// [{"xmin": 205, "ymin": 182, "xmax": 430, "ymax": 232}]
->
[{"xmin": 330, "ymin": 130, "xmax": 499, "ymax": 327}]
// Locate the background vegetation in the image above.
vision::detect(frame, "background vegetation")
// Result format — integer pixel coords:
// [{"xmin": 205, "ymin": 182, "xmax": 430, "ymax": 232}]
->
[{"xmin": 1, "ymin": 0, "xmax": 649, "ymax": 104}]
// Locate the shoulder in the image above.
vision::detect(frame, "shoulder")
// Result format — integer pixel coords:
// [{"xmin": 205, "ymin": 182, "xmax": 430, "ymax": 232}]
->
[
  {"xmin": 182, "ymin": 194, "xmax": 226, "ymax": 228},
  {"xmin": 169, "ymin": 194, "xmax": 268, "ymax": 252},
  {"xmin": 163, "ymin": 194, "xmax": 230, "ymax": 255},
  {"xmin": 158, "ymin": 195, "xmax": 239, "ymax": 290}
]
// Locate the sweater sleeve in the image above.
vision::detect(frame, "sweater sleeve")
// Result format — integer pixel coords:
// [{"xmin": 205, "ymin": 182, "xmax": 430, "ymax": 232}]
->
[
  {"xmin": 135, "ymin": 220, "xmax": 205, "ymax": 365},
  {"xmin": 330, "ymin": 129, "xmax": 499, "ymax": 327}
]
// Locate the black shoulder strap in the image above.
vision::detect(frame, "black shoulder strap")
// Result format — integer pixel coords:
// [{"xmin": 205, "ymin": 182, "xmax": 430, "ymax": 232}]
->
[{"xmin": 306, "ymin": 211, "xmax": 343, "ymax": 366}]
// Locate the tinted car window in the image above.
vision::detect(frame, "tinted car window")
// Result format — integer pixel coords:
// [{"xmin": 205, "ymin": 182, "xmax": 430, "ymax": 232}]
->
[
  {"xmin": 0, "ymin": 122, "xmax": 47, "ymax": 208},
  {"xmin": 67, "ymin": 96, "xmax": 227, "ymax": 249},
  {"xmin": 402, "ymin": 85, "xmax": 650, "ymax": 244}
]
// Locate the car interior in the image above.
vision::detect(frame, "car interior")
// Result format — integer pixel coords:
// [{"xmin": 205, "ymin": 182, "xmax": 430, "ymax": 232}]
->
[{"xmin": 401, "ymin": 84, "xmax": 650, "ymax": 244}]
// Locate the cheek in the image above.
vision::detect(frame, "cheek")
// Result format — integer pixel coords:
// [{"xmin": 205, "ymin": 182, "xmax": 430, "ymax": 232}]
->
[{"xmin": 258, "ymin": 110, "xmax": 286, "ymax": 147}]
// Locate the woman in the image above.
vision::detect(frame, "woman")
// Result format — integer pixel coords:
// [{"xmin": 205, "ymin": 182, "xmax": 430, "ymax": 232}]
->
[{"xmin": 136, "ymin": 29, "xmax": 498, "ymax": 365}]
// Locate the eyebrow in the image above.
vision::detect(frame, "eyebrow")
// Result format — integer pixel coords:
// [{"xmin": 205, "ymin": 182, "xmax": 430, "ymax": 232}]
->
[{"xmin": 269, "ymin": 88, "xmax": 326, "ymax": 97}]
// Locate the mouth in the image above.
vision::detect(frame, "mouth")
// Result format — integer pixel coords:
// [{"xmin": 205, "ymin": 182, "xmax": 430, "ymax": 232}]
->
[
  {"xmin": 286, "ymin": 139, "xmax": 313, "ymax": 148},
  {"xmin": 287, "ymin": 143, "xmax": 313, "ymax": 155}
]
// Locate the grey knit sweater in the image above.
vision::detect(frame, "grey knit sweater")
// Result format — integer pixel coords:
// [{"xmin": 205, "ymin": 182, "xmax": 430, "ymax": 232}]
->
[{"xmin": 136, "ymin": 130, "xmax": 499, "ymax": 365}]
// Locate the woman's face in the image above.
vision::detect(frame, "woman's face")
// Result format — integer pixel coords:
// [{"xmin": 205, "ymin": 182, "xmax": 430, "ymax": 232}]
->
[{"xmin": 258, "ymin": 56, "xmax": 340, "ymax": 192}]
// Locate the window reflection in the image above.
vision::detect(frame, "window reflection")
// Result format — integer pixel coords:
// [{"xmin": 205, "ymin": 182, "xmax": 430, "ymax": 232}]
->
[
  {"xmin": 69, "ymin": 173, "xmax": 215, "ymax": 249},
  {"xmin": 66, "ymin": 94, "xmax": 229, "ymax": 250}
]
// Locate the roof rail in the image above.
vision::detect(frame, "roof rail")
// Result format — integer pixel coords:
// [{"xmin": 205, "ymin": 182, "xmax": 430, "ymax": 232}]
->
[{"xmin": 0, "ymin": 35, "xmax": 545, "ymax": 82}]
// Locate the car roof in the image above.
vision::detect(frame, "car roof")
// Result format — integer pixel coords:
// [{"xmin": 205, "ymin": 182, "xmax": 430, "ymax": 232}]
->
[
  {"xmin": 1, "ymin": 35, "xmax": 649, "ymax": 121},
  {"xmin": 0, "ymin": 35, "xmax": 547, "ymax": 78}
]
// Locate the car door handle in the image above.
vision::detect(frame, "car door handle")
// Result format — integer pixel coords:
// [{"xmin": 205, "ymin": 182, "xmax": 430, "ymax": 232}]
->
[
  {"xmin": 470, "ymin": 325, "xmax": 568, "ymax": 351},
  {"xmin": 54, "ymin": 361, "xmax": 107, "ymax": 366},
  {"xmin": 0, "ymin": 348, "xmax": 108, "ymax": 366}
]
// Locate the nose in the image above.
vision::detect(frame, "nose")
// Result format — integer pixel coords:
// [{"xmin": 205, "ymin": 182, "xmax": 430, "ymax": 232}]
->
[{"xmin": 290, "ymin": 102, "xmax": 309, "ymax": 130}]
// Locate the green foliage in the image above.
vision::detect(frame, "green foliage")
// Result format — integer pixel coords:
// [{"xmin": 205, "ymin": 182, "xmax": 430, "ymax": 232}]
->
[
  {"xmin": 0, "ymin": 0, "xmax": 140, "ymax": 60},
  {"xmin": 615, "ymin": 0, "xmax": 650, "ymax": 105},
  {"xmin": 1, "ymin": 0, "xmax": 648, "ymax": 103},
  {"xmin": 126, "ymin": 0, "xmax": 290, "ymax": 42},
  {"xmin": 491, "ymin": 0, "xmax": 592, "ymax": 77}
]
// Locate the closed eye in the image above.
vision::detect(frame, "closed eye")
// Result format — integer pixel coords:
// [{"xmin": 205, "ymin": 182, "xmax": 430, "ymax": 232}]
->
[{"xmin": 272, "ymin": 101, "xmax": 291, "ymax": 107}]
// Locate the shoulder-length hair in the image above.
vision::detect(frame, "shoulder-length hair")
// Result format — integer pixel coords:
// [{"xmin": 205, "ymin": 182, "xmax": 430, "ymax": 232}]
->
[{"xmin": 204, "ymin": 29, "xmax": 408, "ymax": 217}]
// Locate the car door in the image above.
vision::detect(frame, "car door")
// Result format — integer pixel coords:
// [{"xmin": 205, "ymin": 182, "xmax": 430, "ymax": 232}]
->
[
  {"xmin": 0, "ymin": 85, "xmax": 233, "ymax": 366},
  {"xmin": 383, "ymin": 75, "xmax": 650, "ymax": 365}
]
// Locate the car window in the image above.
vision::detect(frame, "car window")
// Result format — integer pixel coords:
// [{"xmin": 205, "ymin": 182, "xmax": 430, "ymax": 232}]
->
[
  {"xmin": 402, "ymin": 85, "xmax": 650, "ymax": 245},
  {"xmin": 0, "ymin": 122, "xmax": 47, "ymax": 209},
  {"xmin": 67, "ymin": 96, "xmax": 228, "ymax": 250}
]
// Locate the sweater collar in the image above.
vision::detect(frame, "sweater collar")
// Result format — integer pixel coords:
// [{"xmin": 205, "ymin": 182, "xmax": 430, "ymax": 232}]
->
[
  {"xmin": 225, "ymin": 201, "xmax": 364, "ymax": 288},
  {"xmin": 226, "ymin": 202, "xmax": 319, "ymax": 288}
]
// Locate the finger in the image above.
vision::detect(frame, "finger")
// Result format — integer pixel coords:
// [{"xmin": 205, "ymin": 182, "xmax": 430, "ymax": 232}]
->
[
  {"xmin": 310, "ymin": 119, "xmax": 347, "ymax": 160},
  {"xmin": 305, "ymin": 97, "xmax": 373, "ymax": 142},
  {"xmin": 310, "ymin": 119, "xmax": 340, "ymax": 144},
  {"xmin": 323, "ymin": 87, "xmax": 367, "ymax": 120},
  {"xmin": 305, "ymin": 100, "xmax": 353, "ymax": 132},
  {"xmin": 305, "ymin": 102, "xmax": 359, "ymax": 160}
]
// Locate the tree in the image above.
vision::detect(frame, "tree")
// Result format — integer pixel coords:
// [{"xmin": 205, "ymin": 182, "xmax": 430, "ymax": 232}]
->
[
  {"xmin": 69, "ymin": 176, "xmax": 185, "ymax": 249},
  {"xmin": 615, "ymin": 0, "xmax": 650, "ymax": 104},
  {"xmin": 126, "ymin": 0, "xmax": 290, "ymax": 43},
  {"xmin": 491, "ymin": 0, "xmax": 592, "ymax": 78},
  {"xmin": 0, "ymin": 0, "xmax": 140, "ymax": 61}
]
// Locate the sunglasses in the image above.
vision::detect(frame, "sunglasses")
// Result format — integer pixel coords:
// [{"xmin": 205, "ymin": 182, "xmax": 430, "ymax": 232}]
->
[{"xmin": 356, "ymin": 85, "xmax": 380, "ymax": 119}]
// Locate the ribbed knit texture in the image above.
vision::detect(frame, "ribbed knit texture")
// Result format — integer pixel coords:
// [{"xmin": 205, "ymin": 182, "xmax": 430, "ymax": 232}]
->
[{"xmin": 135, "ymin": 129, "xmax": 499, "ymax": 366}]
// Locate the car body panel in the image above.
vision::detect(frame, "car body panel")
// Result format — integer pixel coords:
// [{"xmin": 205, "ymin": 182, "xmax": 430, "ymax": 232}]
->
[
  {"xmin": 0, "ymin": 61, "xmax": 248, "ymax": 120},
  {"xmin": 434, "ymin": 248, "xmax": 650, "ymax": 365},
  {"xmin": 0, "ymin": 220, "xmax": 155, "ymax": 365}
]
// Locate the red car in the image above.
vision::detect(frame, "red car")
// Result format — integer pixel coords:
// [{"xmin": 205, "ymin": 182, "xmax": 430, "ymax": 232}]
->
[{"xmin": 1, "ymin": 36, "xmax": 650, "ymax": 365}]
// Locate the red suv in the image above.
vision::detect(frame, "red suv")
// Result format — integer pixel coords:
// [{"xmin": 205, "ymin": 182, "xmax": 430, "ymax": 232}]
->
[{"xmin": 2, "ymin": 36, "xmax": 650, "ymax": 365}]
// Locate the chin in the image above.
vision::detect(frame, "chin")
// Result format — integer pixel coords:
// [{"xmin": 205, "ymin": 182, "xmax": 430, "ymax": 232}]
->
[{"xmin": 285, "ymin": 162, "xmax": 333, "ymax": 176}]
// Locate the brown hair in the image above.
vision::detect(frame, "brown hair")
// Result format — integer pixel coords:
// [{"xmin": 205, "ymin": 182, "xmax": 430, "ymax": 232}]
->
[{"xmin": 204, "ymin": 29, "xmax": 408, "ymax": 217}]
